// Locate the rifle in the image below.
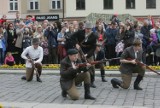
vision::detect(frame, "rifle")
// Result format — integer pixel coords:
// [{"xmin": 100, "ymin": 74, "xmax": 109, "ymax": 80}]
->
[
  {"xmin": 77, "ymin": 31, "xmax": 93, "ymax": 62},
  {"xmin": 76, "ymin": 57, "xmax": 120, "ymax": 67},
  {"xmin": 127, "ymin": 58, "xmax": 160, "ymax": 75},
  {"xmin": 78, "ymin": 46, "xmax": 88, "ymax": 62},
  {"xmin": 27, "ymin": 56, "xmax": 40, "ymax": 78}
]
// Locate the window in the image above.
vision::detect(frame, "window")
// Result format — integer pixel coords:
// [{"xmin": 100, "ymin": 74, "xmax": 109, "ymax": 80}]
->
[
  {"xmin": 76, "ymin": 0, "xmax": 85, "ymax": 10},
  {"xmin": 126, "ymin": 0, "xmax": 135, "ymax": 9},
  {"xmin": 9, "ymin": 0, "xmax": 18, "ymax": 11},
  {"xmin": 146, "ymin": 0, "xmax": 156, "ymax": 9},
  {"xmin": 28, "ymin": 0, "xmax": 39, "ymax": 10},
  {"xmin": 104, "ymin": 0, "xmax": 113, "ymax": 9},
  {"xmin": 51, "ymin": 0, "xmax": 61, "ymax": 9}
]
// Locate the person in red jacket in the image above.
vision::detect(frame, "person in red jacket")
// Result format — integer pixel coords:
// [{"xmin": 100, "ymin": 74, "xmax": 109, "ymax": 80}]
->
[{"xmin": 0, "ymin": 15, "xmax": 7, "ymax": 26}]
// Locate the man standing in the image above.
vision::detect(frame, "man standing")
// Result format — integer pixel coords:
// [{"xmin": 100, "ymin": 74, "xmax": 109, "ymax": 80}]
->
[
  {"xmin": 15, "ymin": 22, "xmax": 25, "ymax": 64},
  {"xmin": 21, "ymin": 38, "xmax": 43, "ymax": 82},
  {"xmin": 70, "ymin": 22, "xmax": 98, "ymax": 88},
  {"xmin": 60, "ymin": 48, "xmax": 95, "ymax": 100},
  {"xmin": 44, "ymin": 25, "xmax": 58, "ymax": 64},
  {"xmin": 111, "ymin": 38, "xmax": 145, "ymax": 90},
  {"xmin": 105, "ymin": 21, "xmax": 118, "ymax": 66},
  {"xmin": 14, "ymin": 11, "xmax": 22, "ymax": 29}
]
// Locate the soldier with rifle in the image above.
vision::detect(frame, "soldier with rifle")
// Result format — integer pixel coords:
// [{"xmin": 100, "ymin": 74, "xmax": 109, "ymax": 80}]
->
[
  {"xmin": 70, "ymin": 22, "xmax": 98, "ymax": 88},
  {"xmin": 111, "ymin": 38, "xmax": 145, "ymax": 90},
  {"xmin": 60, "ymin": 48, "xmax": 95, "ymax": 100},
  {"xmin": 21, "ymin": 38, "xmax": 43, "ymax": 82}
]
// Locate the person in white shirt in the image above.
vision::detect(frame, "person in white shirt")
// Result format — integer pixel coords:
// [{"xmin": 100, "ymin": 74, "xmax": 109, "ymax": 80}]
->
[{"xmin": 21, "ymin": 38, "xmax": 43, "ymax": 82}]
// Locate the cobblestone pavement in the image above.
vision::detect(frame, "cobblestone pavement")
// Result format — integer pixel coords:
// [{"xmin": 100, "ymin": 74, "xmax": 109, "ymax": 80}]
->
[{"xmin": 0, "ymin": 73, "xmax": 160, "ymax": 108}]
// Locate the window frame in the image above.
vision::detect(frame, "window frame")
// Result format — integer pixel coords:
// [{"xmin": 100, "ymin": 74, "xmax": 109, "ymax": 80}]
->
[
  {"xmin": 50, "ymin": 0, "xmax": 61, "ymax": 10},
  {"xmin": 9, "ymin": 0, "xmax": 18, "ymax": 11},
  {"xmin": 126, "ymin": 0, "xmax": 135, "ymax": 9},
  {"xmin": 76, "ymin": 0, "xmax": 85, "ymax": 10},
  {"xmin": 28, "ymin": 0, "xmax": 39, "ymax": 10},
  {"xmin": 146, "ymin": 0, "xmax": 156, "ymax": 9}
]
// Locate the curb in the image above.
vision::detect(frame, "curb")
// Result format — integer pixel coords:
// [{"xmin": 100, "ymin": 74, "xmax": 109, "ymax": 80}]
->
[
  {"xmin": 0, "ymin": 102, "xmax": 147, "ymax": 108},
  {"xmin": 0, "ymin": 69, "xmax": 160, "ymax": 77}
]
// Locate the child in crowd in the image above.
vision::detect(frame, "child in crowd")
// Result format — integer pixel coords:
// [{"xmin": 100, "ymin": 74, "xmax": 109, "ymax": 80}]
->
[
  {"xmin": 146, "ymin": 29, "xmax": 158, "ymax": 55},
  {"xmin": 4, "ymin": 52, "xmax": 15, "ymax": 66}
]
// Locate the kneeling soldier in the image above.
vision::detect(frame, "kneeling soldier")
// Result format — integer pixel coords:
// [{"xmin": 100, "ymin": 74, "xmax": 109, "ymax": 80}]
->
[
  {"xmin": 60, "ymin": 48, "xmax": 95, "ymax": 100},
  {"xmin": 111, "ymin": 38, "xmax": 145, "ymax": 90},
  {"xmin": 21, "ymin": 38, "xmax": 43, "ymax": 82}
]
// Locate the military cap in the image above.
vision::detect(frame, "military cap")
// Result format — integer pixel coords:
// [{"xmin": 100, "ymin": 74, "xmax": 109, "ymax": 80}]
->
[
  {"xmin": 67, "ymin": 49, "xmax": 78, "ymax": 55},
  {"xmin": 85, "ymin": 22, "xmax": 92, "ymax": 29}
]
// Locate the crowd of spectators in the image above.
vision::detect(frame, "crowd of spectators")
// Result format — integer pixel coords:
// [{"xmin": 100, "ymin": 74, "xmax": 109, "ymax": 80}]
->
[{"xmin": 0, "ymin": 12, "xmax": 160, "ymax": 66}]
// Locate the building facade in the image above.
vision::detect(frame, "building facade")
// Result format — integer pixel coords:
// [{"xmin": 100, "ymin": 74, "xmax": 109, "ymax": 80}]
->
[
  {"xmin": 0, "ymin": 0, "xmax": 159, "ymax": 21},
  {"xmin": 65, "ymin": 0, "xmax": 160, "ymax": 19}
]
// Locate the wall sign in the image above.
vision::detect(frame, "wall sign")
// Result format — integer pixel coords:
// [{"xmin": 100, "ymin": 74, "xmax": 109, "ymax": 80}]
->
[{"xmin": 35, "ymin": 15, "xmax": 59, "ymax": 21}]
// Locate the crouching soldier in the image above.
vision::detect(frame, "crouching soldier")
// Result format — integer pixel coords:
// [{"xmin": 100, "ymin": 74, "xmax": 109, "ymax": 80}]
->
[
  {"xmin": 60, "ymin": 48, "xmax": 95, "ymax": 100},
  {"xmin": 111, "ymin": 38, "xmax": 145, "ymax": 90}
]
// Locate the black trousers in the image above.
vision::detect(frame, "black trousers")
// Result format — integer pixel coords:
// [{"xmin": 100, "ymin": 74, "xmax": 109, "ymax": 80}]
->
[{"xmin": 105, "ymin": 44, "xmax": 116, "ymax": 66}]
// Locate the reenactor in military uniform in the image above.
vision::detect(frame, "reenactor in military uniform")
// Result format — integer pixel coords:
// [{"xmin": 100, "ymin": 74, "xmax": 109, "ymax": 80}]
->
[
  {"xmin": 94, "ymin": 43, "xmax": 107, "ymax": 82},
  {"xmin": 60, "ymin": 49, "xmax": 95, "ymax": 100},
  {"xmin": 111, "ymin": 38, "xmax": 145, "ymax": 90},
  {"xmin": 70, "ymin": 22, "xmax": 98, "ymax": 88}
]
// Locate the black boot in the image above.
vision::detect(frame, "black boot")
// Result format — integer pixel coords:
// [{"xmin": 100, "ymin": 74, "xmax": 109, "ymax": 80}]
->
[
  {"xmin": 36, "ymin": 76, "xmax": 42, "ymax": 82},
  {"xmin": 36, "ymin": 70, "xmax": 42, "ymax": 82},
  {"xmin": 21, "ymin": 76, "xmax": 26, "ymax": 80},
  {"xmin": 101, "ymin": 70, "xmax": 107, "ymax": 82},
  {"xmin": 111, "ymin": 78, "xmax": 122, "ymax": 88},
  {"xmin": 134, "ymin": 75, "xmax": 143, "ymax": 90},
  {"xmin": 84, "ymin": 84, "xmax": 96, "ymax": 100},
  {"xmin": 90, "ymin": 73, "xmax": 96, "ymax": 88},
  {"xmin": 61, "ymin": 90, "xmax": 67, "ymax": 98},
  {"xmin": 90, "ymin": 70, "xmax": 96, "ymax": 88}
]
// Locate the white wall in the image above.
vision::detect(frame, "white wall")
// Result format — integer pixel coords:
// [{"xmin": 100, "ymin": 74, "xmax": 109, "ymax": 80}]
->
[{"xmin": 65, "ymin": 0, "xmax": 160, "ymax": 17}]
